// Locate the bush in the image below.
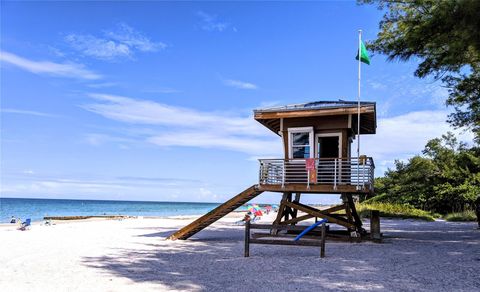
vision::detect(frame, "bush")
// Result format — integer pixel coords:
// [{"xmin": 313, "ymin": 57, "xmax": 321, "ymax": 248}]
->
[
  {"xmin": 444, "ymin": 210, "xmax": 477, "ymax": 222},
  {"xmin": 363, "ymin": 193, "xmax": 390, "ymax": 203},
  {"xmin": 370, "ymin": 133, "xmax": 480, "ymax": 214},
  {"xmin": 356, "ymin": 202, "xmax": 437, "ymax": 221}
]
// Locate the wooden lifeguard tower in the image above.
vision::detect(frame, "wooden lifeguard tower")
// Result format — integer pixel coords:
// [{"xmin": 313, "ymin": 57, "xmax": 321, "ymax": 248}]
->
[{"xmin": 167, "ymin": 100, "xmax": 376, "ymax": 241}]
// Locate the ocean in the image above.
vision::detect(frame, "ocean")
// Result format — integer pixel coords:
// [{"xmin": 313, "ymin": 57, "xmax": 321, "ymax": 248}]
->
[{"xmin": 0, "ymin": 197, "xmax": 222, "ymax": 223}]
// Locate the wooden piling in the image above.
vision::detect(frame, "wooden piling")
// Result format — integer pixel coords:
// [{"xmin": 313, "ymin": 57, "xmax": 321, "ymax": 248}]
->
[
  {"xmin": 320, "ymin": 222, "xmax": 326, "ymax": 258},
  {"xmin": 370, "ymin": 210, "xmax": 381, "ymax": 242},
  {"xmin": 244, "ymin": 220, "xmax": 250, "ymax": 257}
]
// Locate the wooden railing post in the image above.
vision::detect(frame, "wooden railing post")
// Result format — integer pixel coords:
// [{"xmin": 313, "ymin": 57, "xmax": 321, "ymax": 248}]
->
[{"xmin": 333, "ymin": 158, "xmax": 337, "ymax": 190}]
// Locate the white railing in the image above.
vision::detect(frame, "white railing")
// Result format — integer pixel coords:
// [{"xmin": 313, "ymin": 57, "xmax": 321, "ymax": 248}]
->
[{"xmin": 259, "ymin": 157, "xmax": 375, "ymax": 190}]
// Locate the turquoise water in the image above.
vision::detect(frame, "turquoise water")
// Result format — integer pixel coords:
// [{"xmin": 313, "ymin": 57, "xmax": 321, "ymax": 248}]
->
[{"xmin": 0, "ymin": 198, "xmax": 222, "ymax": 223}]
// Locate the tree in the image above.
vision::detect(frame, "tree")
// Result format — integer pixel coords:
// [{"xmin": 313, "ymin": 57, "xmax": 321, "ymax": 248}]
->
[
  {"xmin": 360, "ymin": 0, "xmax": 480, "ymax": 142},
  {"xmin": 372, "ymin": 132, "xmax": 480, "ymax": 213}
]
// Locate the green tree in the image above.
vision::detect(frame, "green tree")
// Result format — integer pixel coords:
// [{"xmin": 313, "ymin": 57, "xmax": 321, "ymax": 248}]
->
[
  {"xmin": 373, "ymin": 133, "xmax": 480, "ymax": 213},
  {"xmin": 360, "ymin": 0, "xmax": 480, "ymax": 142}
]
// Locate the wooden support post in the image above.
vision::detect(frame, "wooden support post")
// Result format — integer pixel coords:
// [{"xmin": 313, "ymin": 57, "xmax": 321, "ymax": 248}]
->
[
  {"xmin": 345, "ymin": 202, "xmax": 353, "ymax": 226},
  {"xmin": 284, "ymin": 192, "xmax": 293, "ymax": 222},
  {"xmin": 291, "ymin": 193, "xmax": 301, "ymax": 223},
  {"xmin": 370, "ymin": 210, "xmax": 381, "ymax": 242},
  {"xmin": 346, "ymin": 193, "xmax": 363, "ymax": 230},
  {"xmin": 244, "ymin": 220, "xmax": 250, "ymax": 257},
  {"xmin": 273, "ymin": 193, "xmax": 288, "ymax": 225},
  {"xmin": 272, "ymin": 192, "xmax": 289, "ymax": 235},
  {"xmin": 320, "ymin": 222, "xmax": 326, "ymax": 258}
]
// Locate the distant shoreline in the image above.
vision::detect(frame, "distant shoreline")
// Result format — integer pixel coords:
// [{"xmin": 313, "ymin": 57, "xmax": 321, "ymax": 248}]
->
[{"xmin": 1, "ymin": 197, "xmax": 334, "ymax": 223}]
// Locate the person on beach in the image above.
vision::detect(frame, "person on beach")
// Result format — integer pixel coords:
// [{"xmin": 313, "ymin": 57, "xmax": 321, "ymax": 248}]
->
[
  {"xmin": 10, "ymin": 216, "xmax": 17, "ymax": 224},
  {"xmin": 234, "ymin": 213, "xmax": 251, "ymax": 225}
]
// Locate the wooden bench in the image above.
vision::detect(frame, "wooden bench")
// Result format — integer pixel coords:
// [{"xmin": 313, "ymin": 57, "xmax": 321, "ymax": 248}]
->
[{"xmin": 244, "ymin": 221, "xmax": 327, "ymax": 258}]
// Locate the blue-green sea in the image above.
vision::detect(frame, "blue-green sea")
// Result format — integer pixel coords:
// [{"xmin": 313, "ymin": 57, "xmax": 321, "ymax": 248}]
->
[{"xmin": 0, "ymin": 197, "xmax": 222, "ymax": 223}]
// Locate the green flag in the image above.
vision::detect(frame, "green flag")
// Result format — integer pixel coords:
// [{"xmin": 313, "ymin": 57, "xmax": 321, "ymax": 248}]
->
[{"xmin": 356, "ymin": 41, "xmax": 370, "ymax": 65}]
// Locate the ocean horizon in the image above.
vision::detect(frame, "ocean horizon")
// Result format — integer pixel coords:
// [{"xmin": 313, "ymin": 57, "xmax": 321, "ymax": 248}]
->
[{"xmin": 0, "ymin": 197, "xmax": 228, "ymax": 223}]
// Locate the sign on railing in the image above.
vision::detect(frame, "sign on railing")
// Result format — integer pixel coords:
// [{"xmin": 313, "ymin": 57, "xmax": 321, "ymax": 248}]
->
[{"xmin": 305, "ymin": 158, "xmax": 317, "ymax": 186}]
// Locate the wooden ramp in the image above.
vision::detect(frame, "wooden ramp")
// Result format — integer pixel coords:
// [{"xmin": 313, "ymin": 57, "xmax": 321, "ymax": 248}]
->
[{"xmin": 167, "ymin": 185, "xmax": 263, "ymax": 240}]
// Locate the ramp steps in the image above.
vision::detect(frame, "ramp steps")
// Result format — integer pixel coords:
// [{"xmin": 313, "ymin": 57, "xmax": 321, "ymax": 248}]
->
[{"xmin": 167, "ymin": 185, "xmax": 263, "ymax": 240}]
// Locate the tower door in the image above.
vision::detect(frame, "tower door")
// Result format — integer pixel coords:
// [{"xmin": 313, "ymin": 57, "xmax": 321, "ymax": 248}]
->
[
  {"xmin": 316, "ymin": 133, "xmax": 341, "ymax": 159},
  {"xmin": 316, "ymin": 133, "xmax": 342, "ymax": 184}
]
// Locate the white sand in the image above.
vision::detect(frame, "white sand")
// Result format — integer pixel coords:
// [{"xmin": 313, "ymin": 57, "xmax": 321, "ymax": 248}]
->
[{"xmin": 1, "ymin": 214, "xmax": 479, "ymax": 292}]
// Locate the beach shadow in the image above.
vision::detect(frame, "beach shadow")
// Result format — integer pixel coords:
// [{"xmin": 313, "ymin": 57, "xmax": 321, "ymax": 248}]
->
[
  {"xmin": 136, "ymin": 230, "xmax": 177, "ymax": 238},
  {"xmin": 82, "ymin": 220, "xmax": 480, "ymax": 291},
  {"xmin": 82, "ymin": 224, "xmax": 387, "ymax": 291}
]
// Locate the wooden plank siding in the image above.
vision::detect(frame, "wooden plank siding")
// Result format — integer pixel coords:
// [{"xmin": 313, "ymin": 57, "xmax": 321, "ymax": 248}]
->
[
  {"xmin": 282, "ymin": 115, "xmax": 349, "ymax": 131},
  {"xmin": 279, "ymin": 115, "xmax": 353, "ymax": 159}
]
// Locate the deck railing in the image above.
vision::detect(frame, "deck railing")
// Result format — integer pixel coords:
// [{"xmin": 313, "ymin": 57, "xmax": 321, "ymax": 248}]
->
[{"xmin": 258, "ymin": 157, "xmax": 375, "ymax": 190}]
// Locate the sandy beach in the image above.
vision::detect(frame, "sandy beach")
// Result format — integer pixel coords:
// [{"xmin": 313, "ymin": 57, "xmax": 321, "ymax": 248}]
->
[{"xmin": 1, "ymin": 213, "xmax": 479, "ymax": 292}]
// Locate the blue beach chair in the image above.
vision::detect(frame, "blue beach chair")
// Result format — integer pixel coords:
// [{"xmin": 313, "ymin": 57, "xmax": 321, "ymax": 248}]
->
[{"xmin": 19, "ymin": 218, "xmax": 31, "ymax": 231}]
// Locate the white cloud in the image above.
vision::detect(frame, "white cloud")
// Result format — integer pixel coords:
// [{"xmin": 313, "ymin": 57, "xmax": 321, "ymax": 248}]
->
[
  {"xmin": 65, "ymin": 34, "xmax": 131, "ymax": 59},
  {"xmin": 105, "ymin": 23, "xmax": 166, "ymax": 52},
  {"xmin": 147, "ymin": 131, "xmax": 279, "ymax": 155},
  {"xmin": 82, "ymin": 93, "xmax": 281, "ymax": 156},
  {"xmin": 1, "ymin": 108, "xmax": 59, "ymax": 118},
  {"xmin": 87, "ymin": 82, "xmax": 117, "ymax": 88},
  {"xmin": 84, "ymin": 133, "xmax": 137, "ymax": 147},
  {"xmin": 143, "ymin": 87, "xmax": 181, "ymax": 94},
  {"xmin": 65, "ymin": 23, "xmax": 166, "ymax": 60},
  {"xmin": 368, "ymin": 81, "xmax": 386, "ymax": 90},
  {"xmin": 223, "ymin": 79, "xmax": 258, "ymax": 90},
  {"xmin": 0, "ymin": 172, "xmax": 215, "ymax": 201},
  {"xmin": 362, "ymin": 110, "xmax": 473, "ymax": 175},
  {"xmin": 84, "ymin": 93, "xmax": 266, "ymax": 135},
  {"xmin": 0, "ymin": 51, "xmax": 101, "ymax": 80},
  {"xmin": 197, "ymin": 11, "xmax": 230, "ymax": 32},
  {"xmin": 367, "ymin": 74, "xmax": 450, "ymax": 116}
]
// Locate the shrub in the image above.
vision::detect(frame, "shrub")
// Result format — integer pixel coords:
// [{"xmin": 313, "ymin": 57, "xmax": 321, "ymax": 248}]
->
[
  {"xmin": 444, "ymin": 210, "xmax": 477, "ymax": 222},
  {"xmin": 356, "ymin": 202, "xmax": 437, "ymax": 221}
]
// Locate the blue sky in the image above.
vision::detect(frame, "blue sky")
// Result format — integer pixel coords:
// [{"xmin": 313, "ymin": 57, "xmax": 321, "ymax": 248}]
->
[{"xmin": 0, "ymin": 1, "xmax": 472, "ymax": 204}]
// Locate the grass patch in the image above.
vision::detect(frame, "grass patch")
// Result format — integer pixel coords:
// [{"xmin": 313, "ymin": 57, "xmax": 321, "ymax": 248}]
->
[
  {"xmin": 356, "ymin": 202, "xmax": 437, "ymax": 221},
  {"xmin": 444, "ymin": 210, "xmax": 477, "ymax": 222}
]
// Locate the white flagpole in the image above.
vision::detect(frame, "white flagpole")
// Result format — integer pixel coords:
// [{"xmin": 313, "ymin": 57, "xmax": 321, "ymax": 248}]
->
[{"xmin": 357, "ymin": 30, "xmax": 362, "ymax": 190}]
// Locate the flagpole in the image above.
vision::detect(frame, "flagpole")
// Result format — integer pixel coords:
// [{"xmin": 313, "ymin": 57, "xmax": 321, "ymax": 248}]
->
[{"xmin": 357, "ymin": 30, "xmax": 362, "ymax": 190}]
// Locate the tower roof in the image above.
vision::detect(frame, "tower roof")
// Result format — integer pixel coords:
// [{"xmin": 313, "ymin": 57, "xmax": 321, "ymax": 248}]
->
[{"xmin": 254, "ymin": 100, "xmax": 376, "ymax": 135}]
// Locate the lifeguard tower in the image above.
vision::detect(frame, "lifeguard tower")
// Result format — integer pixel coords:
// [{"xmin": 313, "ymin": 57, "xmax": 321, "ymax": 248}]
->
[{"xmin": 167, "ymin": 100, "xmax": 376, "ymax": 241}]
